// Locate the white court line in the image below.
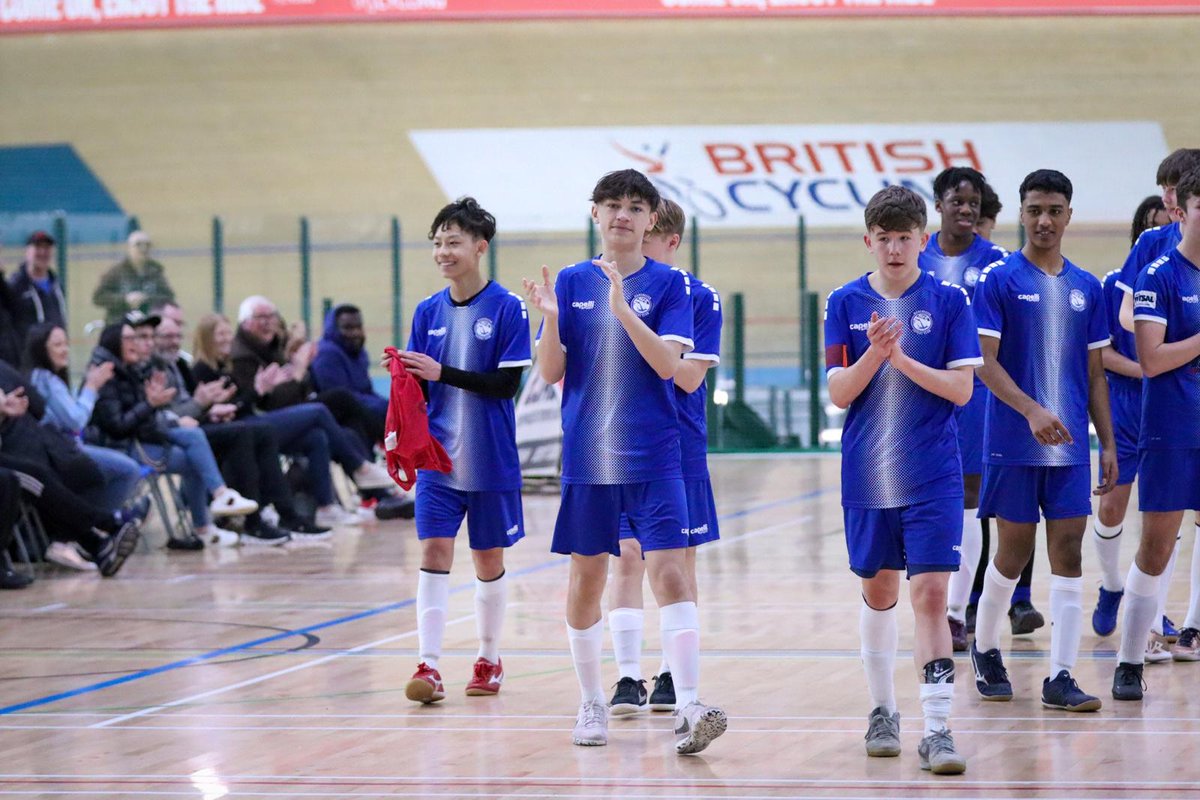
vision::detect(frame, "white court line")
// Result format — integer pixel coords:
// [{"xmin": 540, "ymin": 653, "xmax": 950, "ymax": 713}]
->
[
  {"xmin": 0, "ymin": 793, "xmax": 1123, "ymax": 799},
  {"xmin": 17, "ymin": 723, "xmax": 1200, "ymax": 736},
  {"xmin": 88, "ymin": 614, "xmax": 475, "ymax": 729}
]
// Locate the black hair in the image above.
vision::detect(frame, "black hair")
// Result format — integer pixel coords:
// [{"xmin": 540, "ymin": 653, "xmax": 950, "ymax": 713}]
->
[
  {"xmin": 1019, "ymin": 169, "xmax": 1073, "ymax": 203},
  {"xmin": 24, "ymin": 322, "xmax": 67, "ymax": 384},
  {"xmin": 1175, "ymin": 168, "xmax": 1200, "ymax": 218},
  {"xmin": 428, "ymin": 197, "xmax": 497, "ymax": 242},
  {"xmin": 333, "ymin": 303, "xmax": 362, "ymax": 320},
  {"xmin": 590, "ymin": 169, "xmax": 661, "ymax": 209},
  {"xmin": 979, "ymin": 182, "xmax": 1003, "ymax": 222},
  {"xmin": 1130, "ymin": 195, "xmax": 1167, "ymax": 246},
  {"xmin": 932, "ymin": 167, "xmax": 986, "ymax": 200},
  {"xmin": 97, "ymin": 323, "xmax": 127, "ymax": 360},
  {"xmin": 864, "ymin": 185, "xmax": 927, "ymax": 232}
]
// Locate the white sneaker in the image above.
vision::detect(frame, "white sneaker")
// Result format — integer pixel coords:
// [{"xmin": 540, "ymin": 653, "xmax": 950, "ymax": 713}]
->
[
  {"xmin": 197, "ymin": 525, "xmax": 240, "ymax": 547},
  {"xmin": 315, "ymin": 505, "xmax": 363, "ymax": 528},
  {"xmin": 46, "ymin": 541, "xmax": 98, "ymax": 572},
  {"xmin": 351, "ymin": 462, "xmax": 393, "ymax": 490},
  {"xmin": 572, "ymin": 698, "xmax": 608, "ymax": 746},
  {"xmin": 1146, "ymin": 633, "xmax": 1173, "ymax": 664},
  {"xmin": 259, "ymin": 505, "xmax": 281, "ymax": 527},
  {"xmin": 209, "ymin": 488, "xmax": 259, "ymax": 518},
  {"xmin": 674, "ymin": 700, "xmax": 728, "ymax": 755}
]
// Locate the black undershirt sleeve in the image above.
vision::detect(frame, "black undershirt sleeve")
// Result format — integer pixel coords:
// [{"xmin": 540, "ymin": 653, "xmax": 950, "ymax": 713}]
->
[{"xmin": 438, "ymin": 366, "xmax": 523, "ymax": 400}]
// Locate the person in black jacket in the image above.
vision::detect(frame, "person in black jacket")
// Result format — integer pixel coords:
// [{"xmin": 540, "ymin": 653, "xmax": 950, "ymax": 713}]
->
[{"xmin": 9, "ymin": 231, "xmax": 67, "ymax": 345}]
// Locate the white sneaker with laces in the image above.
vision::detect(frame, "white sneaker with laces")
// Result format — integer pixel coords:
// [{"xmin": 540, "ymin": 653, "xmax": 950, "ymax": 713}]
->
[
  {"xmin": 209, "ymin": 488, "xmax": 259, "ymax": 518},
  {"xmin": 45, "ymin": 541, "xmax": 98, "ymax": 572},
  {"xmin": 572, "ymin": 698, "xmax": 608, "ymax": 746},
  {"xmin": 674, "ymin": 700, "xmax": 728, "ymax": 755},
  {"xmin": 351, "ymin": 462, "xmax": 393, "ymax": 490},
  {"xmin": 197, "ymin": 525, "xmax": 240, "ymax": 547},
  {"xmin": 315, "ymin": 505, "xmax": 363, "ymax": 528},
  {"xmin": 1146, "ymin": 633, "xmax": 1173, "ymax": 664}
]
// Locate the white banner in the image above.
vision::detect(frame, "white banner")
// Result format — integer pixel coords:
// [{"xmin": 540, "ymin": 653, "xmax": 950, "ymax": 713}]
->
[
  {"xmin": 514, "ymin": 368, "xmax": 562, "ymax": 480},
  {"xmin": 411, "ymin": 122, "xmax": 1167, "ymax": 231}
]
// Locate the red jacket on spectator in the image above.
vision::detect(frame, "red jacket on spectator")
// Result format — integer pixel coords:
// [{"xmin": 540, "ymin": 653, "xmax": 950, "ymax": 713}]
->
[{"xmin": 383, "ymin": 346, "xmax": 451, "ymax": 490}]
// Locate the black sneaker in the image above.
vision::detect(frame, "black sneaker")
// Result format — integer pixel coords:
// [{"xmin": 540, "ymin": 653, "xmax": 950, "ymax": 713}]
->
[
  {"xmin": 1112, "ymin": 662, "xmax": 1146, "ymax": 701},
  {"xmin": 96, "ymin": 521, "xmax": 141, "ymax": 577},
  {"xmin": 286, "ymin": 522, "xmax": 330, "ymax": 543},
  {"xmin": 0, "ymin": 568, "xmax": 33, "ymax": 590},
  {"xmin": 242, "ymin": 523, "xmax": 291, "ymax": 547},
  {"xmin": 167, "ymin": 534, "xmax": 204, "ymax": 551},
  {"xmin": 282, "ymin": 518, "xmax": 332, "ymax": 536},
  {"xmin": 609, "ymin": 676, "xmax": 647, "ymax": 716},
  {"xmin": 1009, "ymin": 600, "xmax": 1045, "ymax": 635},
  {"xmin": 649, "ymin": 671, "xmax": 675, "ymax": 712},
  {"xmin": 970, "ymin": 642, "xmax": 1012, "ymax": 700},
  {"xmin": 1042, "ymin": 669, "xmax": 1101, "ymax": 712}
]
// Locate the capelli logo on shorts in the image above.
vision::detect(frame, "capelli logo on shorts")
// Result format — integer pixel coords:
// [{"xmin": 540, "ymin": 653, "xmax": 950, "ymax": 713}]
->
[
  {"xmin": 506, "ymin": 524, "xmax": 519, "ymax": 536},
  {"xmin": 688, "ymin": 524, "xmax": 709, "ymax": 535},
  {"xmin": 1134, "ymin": 291, "xmax": 1157, "ymax": 309}
]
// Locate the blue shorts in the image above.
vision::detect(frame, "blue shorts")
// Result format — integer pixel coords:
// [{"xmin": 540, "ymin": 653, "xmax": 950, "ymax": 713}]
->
[
  {"xmin": 619, "ymin": 477, "xmax": 720, "ymax": 548},
  {"xmin": 553, "ymin": 480, "xmax": 689, "ymax": 557},
  {"xmin": 415, "ymin": 481, "xmax": 525, "ymax": 550},
  {"xmin": 956, "ymin": 382, "xmax": 987, "ymax": 477},
  {"xmin": 843, "ymin": 496, "xmax": 962, "ymax": 579},
  {"xmin": 1106, "ymin": 377, "xmax": 1141, "ymax": 487},
  {"xmin": 1138, "ymin": 449, "xmax": 1200, "ymax": 512},
  {"xmin": 978, "ymin": 463, "xmax": 1092, "ymax": 523}
]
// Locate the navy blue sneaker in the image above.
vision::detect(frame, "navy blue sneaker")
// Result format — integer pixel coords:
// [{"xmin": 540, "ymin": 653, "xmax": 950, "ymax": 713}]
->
[
  {"xmin": 1162, "ymin": 615, "xmax": 1180, "ymax": 643},
  {"xmin": 1092, "ymin": 587, "xmax": 1123, "ymax": 637},
  {"xmin": 970, "ymin": 642, "xmax": 1012, "ymax": 701},
  {"xmin": 1042, "ymin": 670, "xmax": 1101, "ymax": 712}
]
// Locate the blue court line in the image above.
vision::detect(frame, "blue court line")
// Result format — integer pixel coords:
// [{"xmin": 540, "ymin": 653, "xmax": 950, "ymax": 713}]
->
[{"xmin": 0, "ymin": 486, "xmax": 830, "ymax": 716}]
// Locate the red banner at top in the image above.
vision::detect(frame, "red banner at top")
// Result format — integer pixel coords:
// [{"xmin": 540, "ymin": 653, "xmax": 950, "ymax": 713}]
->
[{"xmin": 1, "ymin": 0, "xmax": 1196, "ymax": 34}]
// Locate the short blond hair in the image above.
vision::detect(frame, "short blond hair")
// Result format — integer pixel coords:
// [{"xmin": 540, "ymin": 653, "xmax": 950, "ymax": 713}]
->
[{"xmin": 648, "ymin": 198, "xmax": 686, "ymax": 239}]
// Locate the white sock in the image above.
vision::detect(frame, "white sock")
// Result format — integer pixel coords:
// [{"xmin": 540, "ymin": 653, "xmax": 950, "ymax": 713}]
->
[
  {"xmin": 920, "ymin": 659, "xmax": 954, "ymax": 736},
  {"xmin": 1048, "ymin": 574, "xmax": 1083, "ymax": 678},
  {"xmin": 608, "ymin": 607, "xmax": 644, "ymax": 680},
  {"xmin": 1185, "ymin": 526, "xmax": 1200, "ymax": 630},
  {"xmin": 1118, "ymin": 564, "xmax": 1162, "ymax": 665},
  {"xmin": 658, "ymin": 656, "xmax": 670, "ymax": 676},
  {"xmin": 567, "ymin": 618, "xmax": 605, "ymax": 705},
  {"xmin": 860, "ymin": 600, "xmax": 898, "ymax": 715},
  {"xmin": 948, "ymin": 511, "xmax": 983, "ymax": 621},
  {"xmin": 417, "ymin": 570, "xmax": 450, "ymax": 669},
  {"xmin": 1155, "ymin": 533, "xmax": 1182, "ymax": 630},
  {"xmin": 660, "ymin": 601, "xmax": 700, "ymax": 708},
  {"xmin": 975, "ymin": 561, "xmax": 1019, "ymax": 653},
  {"xmin": 1093, "ymin": 522, "xmax": 1125, "ymax": 592},
  {"xmin": 474, "ymin": 572, "xmax": 507, "ymax": 663}
]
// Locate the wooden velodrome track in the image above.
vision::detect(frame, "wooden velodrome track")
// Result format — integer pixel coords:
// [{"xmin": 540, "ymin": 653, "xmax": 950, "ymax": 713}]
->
[{"xmin": 2, "ymin": 14, "xmax": 1200, "ymax": 798}]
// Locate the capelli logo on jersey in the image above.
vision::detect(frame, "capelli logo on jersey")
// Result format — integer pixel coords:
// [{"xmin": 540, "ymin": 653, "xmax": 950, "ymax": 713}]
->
[
  {"xmin": 1069, "ymin": 289, "xmax": 1087, "ymax": 312},
  {"xmin": 1182, "ymin": 294, "xmax": 1200, "ymax": 304},
  {"xmin": 1017, "ymin": 293, "xmax": 1041, "ymax": 302},
  {"xmin": 427, "ymin": 326, "xmax": 448, "ymax": 337},
  {"xmin": 849, "ymin": 322, "xmax": 870, "ymax": 331},
  {"xmin": 571, "ymin": 300, "xmax": 596, "ymax": 310}
]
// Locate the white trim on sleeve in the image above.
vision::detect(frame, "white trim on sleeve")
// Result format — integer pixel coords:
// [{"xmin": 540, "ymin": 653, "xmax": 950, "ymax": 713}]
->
[
  {"xmin": 1087, "ymin": 339, "xmax": 1110, "ymax": 350},
  {"xmin": 1115, "ymin": 280, "xmax": 1133, "ymax": 294},
  {"xmin": 682, "ymin": 352, "xmax": 720, "ymax": 364},
  {"xmin": 498, "ymin": 359, "xmax": 534, "ymax": 368},
  {"xmin": 946, "ymin": 357, "xmax": 985, "ymax": 369},
  {"xmin": 978, "ymin": 328, "xmax": 1002, "ymax": 339},
  {"xmin": 662, "ymin": 334, "xmax": 695, "ymax": 352}
]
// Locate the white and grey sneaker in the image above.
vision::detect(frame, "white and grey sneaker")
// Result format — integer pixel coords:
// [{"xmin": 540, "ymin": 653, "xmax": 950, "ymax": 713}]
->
[
  {"xmin": 45, "ymin": 541, "xmax": 98, "ymax": 572},
  {"xmin": 864, "ymin": 706, "xmax": 901, "ymax": 757},
  {"xmin": 918, "ymin": 729, "xmax": 967, "ymax": 775},
  {"xmin": 674, "ymin": 700, "xmax": 727, "ymax": 755},
  {"xmin": 572, "ymin": 698, "xmax": 608, "ymax": 746}
]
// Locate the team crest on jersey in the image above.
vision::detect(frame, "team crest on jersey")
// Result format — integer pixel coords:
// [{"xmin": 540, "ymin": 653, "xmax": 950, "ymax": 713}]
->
[
  {"xmin": 963, "ymin": 267, "xmax": 981, "ymax": 286},
  {"xmin": 1069, "ymin": 289, "xmax": 1087, "ymax": 312},
  {"xmin": 910, "ymin": 310, "xmax": 933, "ymax": 334},
  {"xmin": 631, "ymin": 294, "xmax": 653, "ymax": 317},
  {"xmin": 473, "ymin": 318, "xmax": 494, "ymax": 340}
]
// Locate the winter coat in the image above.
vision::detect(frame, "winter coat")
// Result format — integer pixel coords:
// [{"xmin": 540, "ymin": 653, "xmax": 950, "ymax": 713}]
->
[
  {"xmin": 9, "ymin": 264, "xmax": 66, "ymax": 344},
  {"xmin": 310, "ymin": 306, "xmax": 388, "ymax": 419},
  {"xmin": 92, "ymin": 257, "xmax": 176, "ymax": 324}
]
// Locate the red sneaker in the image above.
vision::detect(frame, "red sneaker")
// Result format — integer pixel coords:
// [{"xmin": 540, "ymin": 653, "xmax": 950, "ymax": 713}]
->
[
  {"xmin": 405, "ymin": 662, "xmax": 446, "ymax": 704},
  {"xmin": 465, "ymin": 657, "xmax": 504, "ymax": 696}
]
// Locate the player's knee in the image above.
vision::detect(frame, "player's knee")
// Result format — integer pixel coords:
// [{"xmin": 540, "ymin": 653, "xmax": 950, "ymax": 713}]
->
[
  {"xmin": 420, "ymin": 538, "xmax": 455, "ymax": 572},
  {"xmin": 472, "ymin": 548, "xmax": 505, "ymax": 581}
]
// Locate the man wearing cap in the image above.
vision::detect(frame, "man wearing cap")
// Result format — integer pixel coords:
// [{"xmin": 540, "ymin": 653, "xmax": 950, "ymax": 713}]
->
[
  {"xmin": 93, "ymin": 231, "xmax": 176, "ymax": 324},
  {"xmin": 10, "ymin": 231, "xmax": 67, "ymax": 342}
]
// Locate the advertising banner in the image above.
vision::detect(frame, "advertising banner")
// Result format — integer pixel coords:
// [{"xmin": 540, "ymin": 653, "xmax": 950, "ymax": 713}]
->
[
  {"xmin": 411, "ymin": 122, "xmax": 1168, "ymax": 231},
  {"xmin": 3, "ymin": 0, "xmax": 1196, "ymax": 34}
]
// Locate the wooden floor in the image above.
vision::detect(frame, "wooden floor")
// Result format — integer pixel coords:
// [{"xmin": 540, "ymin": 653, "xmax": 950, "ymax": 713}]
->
[{"xmin": 2, "ymin": 454, "xmax": 1198, "ymax": 798}]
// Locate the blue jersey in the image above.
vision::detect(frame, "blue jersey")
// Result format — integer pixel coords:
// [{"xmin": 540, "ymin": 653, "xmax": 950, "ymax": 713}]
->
[
  {"xmin": 824, "ymin": 271, "xmax": 982, "ymax": 509},
  {"xmin": 1116, "ymin": 223, "xmax": 1183, "ymax": 295},
  {"xmin": 408, "ymin": 281, "xmax": 532, "ymax": 491},
  {"xmin": 552, "ymin": 258, "xmax": 694, "ymax": 485},
  {"xmin": 919, "ymin": 233, "xmax": 1008, "ymax": 303},
  {"xmin": 677, "ymin": 276, "xmax": 721, "ymax": 480},
  {"xmin": 1133, "ymin": 249, "xmax": 1200, "ymax": 451},
  {"xmin": 973, "ymin": 252, "xmax": 1108, "ymax": 467},
  {"xmin": 1102, "ymin": 269, "xmax": 1140, "ymax": 391}
]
